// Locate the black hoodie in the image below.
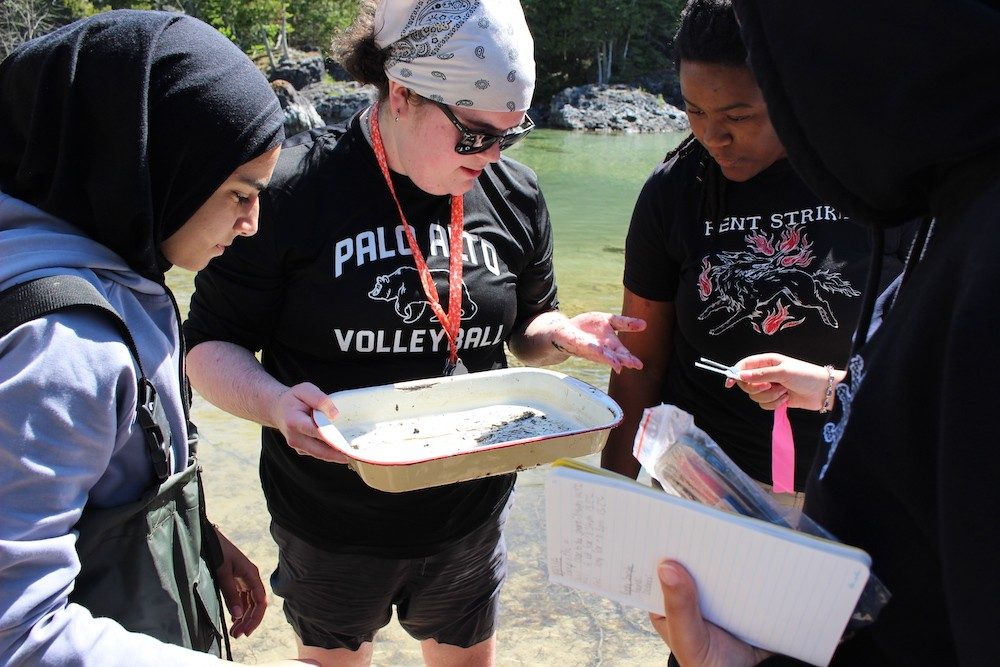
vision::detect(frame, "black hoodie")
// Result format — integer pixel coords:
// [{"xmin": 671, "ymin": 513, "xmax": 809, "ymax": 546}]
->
[{"xmin": 730, "ymin": 1, "xmax": 1000, "ymax": 665}]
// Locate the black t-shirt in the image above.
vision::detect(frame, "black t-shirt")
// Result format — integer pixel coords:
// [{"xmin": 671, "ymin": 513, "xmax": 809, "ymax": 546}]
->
[
  {"xmin": 624, "ymin": 142, "xmax": 907, "ymax": 488},
  {"xmin": 184, "ymin": 114, "xmax": 558, "ymax": 557}
]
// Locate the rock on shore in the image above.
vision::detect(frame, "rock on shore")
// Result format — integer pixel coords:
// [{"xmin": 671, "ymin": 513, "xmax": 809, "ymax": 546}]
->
[
  {"xmin": 301, "ymin": 81, "xmax": 378, "ymax": 126},
  {"xmin": 549, "ymin": 84, "xmax": 689, "ymax": 133},
  {"xmin": 271, "ymin": 79, "xmax": 325, "ymax": 136}
]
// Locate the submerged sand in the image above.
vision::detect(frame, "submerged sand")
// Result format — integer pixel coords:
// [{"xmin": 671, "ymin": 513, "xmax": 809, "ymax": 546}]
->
[{"xmin": 194, "ymin": 396, "xmax": 669, "ymax": 665}]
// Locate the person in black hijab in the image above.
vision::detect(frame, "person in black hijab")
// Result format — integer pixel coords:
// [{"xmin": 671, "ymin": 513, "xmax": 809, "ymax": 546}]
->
[
  {"xmin": 650, "ymin": 0, "xmax": 1000, "ymax": 664},
  {"xmin": 0, "ymin": 9, "xmax": 287, "ymax": 281},
  {"xmin": 0, "ymin": 10, "xmax": 304, "ymax": 666}
]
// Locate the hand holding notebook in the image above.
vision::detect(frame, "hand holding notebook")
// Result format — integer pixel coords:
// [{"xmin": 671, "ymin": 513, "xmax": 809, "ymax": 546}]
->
[
  {"xmin": 545, "ymin": 405, "xmax": 889, "ymax": 666},
  {"xmin": 545, "ymin": 459, "xmax": 871, "ymax": 666}
]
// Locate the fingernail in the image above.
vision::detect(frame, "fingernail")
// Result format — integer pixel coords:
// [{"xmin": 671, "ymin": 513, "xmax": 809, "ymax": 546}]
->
[{"xmin": 659, "ymin": 562, "xmax": 680, "ymax": 587}]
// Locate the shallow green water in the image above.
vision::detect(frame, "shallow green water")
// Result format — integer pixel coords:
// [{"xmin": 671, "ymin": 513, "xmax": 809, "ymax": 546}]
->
[{"xmin": 508, "ymin": 129, "xmax": 684, "ymax": 387}]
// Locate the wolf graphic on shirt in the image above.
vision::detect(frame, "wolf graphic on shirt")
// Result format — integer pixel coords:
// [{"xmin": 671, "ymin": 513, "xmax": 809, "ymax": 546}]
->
[
  {"xmin": 369, "ymin": 266, "xmax": 479, "ymax": 324},
  {"xmin": 697, "ymin": 228, "xmax": 860, "ymax": 335}
]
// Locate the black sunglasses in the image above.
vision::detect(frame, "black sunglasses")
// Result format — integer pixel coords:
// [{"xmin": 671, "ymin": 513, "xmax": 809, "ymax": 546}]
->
[{"xmin": 432, "ymin": 101, "xmax": 535, "ymax": 155}]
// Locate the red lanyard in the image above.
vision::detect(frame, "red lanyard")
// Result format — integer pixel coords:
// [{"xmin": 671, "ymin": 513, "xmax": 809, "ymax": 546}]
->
[{"xmin": 369, "ymin": 101, "xmax": 465, "ymax": 371}]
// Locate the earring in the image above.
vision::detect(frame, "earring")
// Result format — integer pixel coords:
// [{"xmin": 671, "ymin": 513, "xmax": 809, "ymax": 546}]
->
[{"xmin": 394, "ymin": 111, "xmax": 400, "ymax": 122}]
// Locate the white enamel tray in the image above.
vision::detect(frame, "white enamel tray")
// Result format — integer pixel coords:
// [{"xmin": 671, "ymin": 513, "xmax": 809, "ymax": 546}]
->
[{"xmin": 313, "ymin": 368, "xmax": 622, "ymax": 492}]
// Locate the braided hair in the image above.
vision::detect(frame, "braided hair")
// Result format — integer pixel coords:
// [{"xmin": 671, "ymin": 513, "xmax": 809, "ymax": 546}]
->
[{"xmin": 670, "ymin": 0, "xmax": 750, "ymax": 229}]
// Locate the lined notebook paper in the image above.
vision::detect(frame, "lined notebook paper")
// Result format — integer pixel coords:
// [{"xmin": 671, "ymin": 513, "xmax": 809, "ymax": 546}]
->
[{"xmin": 545, "ymin": 462, "xmax": 870, "ymax": 666}]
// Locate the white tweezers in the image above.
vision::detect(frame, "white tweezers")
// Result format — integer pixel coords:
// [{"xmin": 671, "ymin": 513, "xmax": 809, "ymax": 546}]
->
[{"xmin": 694, "ymin": 357, "xmax": 741, "ymax": 380}]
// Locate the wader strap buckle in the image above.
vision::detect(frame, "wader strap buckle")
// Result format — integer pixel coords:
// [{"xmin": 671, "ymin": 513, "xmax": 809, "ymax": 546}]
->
[{"xmin": 137, "ymin": 378, "xmax": 172, "ymax": 482}]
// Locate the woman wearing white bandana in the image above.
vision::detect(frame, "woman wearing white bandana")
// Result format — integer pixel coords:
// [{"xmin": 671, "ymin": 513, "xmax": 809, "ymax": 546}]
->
[{"xmin": 183, "ymin": 1, "xmax": 645, "ymax": 665}]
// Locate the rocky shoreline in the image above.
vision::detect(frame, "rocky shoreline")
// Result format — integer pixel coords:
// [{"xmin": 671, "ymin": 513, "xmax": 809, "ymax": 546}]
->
[
  {"xmin": 547, "ymin": 84, "xmax": 688, "ymax": 133},
  {"xmin": 268, "ymin": 54, "xmax": 689, "ymax": 137}
]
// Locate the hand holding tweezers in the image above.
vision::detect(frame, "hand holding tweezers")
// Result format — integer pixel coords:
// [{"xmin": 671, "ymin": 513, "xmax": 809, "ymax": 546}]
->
[{"xmin": 694, "ymin": 357, "xmax": 742, "ymax": 381}]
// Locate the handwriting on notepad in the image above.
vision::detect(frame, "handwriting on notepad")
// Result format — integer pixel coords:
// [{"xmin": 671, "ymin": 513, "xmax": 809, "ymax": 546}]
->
[
  {"xmin": 555, "ymin": 482, "xmax": 607, "ymax": 588},
  {"xmin": 619, "ymin": 563, "xmax": 654, "ymax": 598},
  {"xmin": 545, "ymin": 463, "xmax": 873, "ymax": 666},
  {"xmin": 555, "ymin": 482, "xmax": 654, "ymax": 598}
]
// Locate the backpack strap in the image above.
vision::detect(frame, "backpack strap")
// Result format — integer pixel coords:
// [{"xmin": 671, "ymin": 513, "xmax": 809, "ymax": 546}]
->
[{"xmin": 0, "ymin": 275, "xmax": 172, "ymax": 481}]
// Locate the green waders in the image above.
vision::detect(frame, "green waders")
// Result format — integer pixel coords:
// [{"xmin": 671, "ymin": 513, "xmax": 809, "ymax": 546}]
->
[
  {"xmin": 0, "ymin": 275, "xmax": 228, "ymax": 655},
  {"xmin": 69, "ymin": 455, "xmax": 225, "ymax": 653}
]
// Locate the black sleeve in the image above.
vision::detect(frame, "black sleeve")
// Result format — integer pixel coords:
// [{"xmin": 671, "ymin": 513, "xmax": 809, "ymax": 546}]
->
[
  {"xmin": 936, "ymin": 201, "xmax": 1000, "ymax": 662},
  {"xmin": 513, "ymin": 183, "xmax": 558, "ymax": 331},
  {"xmin": 623, "ymin": 162, "xmax": 679, "ymax": 302},
  {"xmin": 482, "ymin": 160, "xmax": 559, "ymax": 334}
]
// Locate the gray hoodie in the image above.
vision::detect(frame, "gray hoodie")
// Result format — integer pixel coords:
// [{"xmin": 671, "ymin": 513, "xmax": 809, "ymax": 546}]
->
[{"xmin": 0, "ymin": 194, "xmax": 217, "ymax": 665}]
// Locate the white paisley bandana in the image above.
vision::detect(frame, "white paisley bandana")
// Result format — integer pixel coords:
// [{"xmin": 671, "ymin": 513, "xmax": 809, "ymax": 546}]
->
[{"xmin": 374, "ymin": 0, "xmax": 535, "ymax": 112}]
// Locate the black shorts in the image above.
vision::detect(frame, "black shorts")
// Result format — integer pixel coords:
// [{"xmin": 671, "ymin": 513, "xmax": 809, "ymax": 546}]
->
[{"xmin": 269, "ymin": 503, "xmax": 509, "ymax": 651}]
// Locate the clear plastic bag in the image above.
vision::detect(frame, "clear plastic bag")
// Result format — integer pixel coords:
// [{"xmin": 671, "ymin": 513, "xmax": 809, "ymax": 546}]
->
[{"xmin": 633, "ymin": 404, "xmax": 891, "ymax": 632}]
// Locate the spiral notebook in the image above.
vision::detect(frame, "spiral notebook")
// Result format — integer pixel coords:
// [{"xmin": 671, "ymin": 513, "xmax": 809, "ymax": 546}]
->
[{"xmin": 545, "ymin": 460, "xmax": 870, "ymax": 666}]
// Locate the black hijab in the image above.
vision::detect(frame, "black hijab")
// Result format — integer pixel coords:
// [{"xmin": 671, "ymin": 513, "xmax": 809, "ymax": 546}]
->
[{"xmin": 0, "ymin": 9, "xmax": 285, "ymax": 280}]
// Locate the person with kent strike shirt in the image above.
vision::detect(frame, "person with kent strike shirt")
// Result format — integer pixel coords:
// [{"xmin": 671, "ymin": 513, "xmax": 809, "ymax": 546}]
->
[
  {"xmin": 601, "ymin": 0, "xmax": 907, "ymax": 505},
  {"xmin": 183, "ymin": 1, "xmax": 642, "ymax": 665}
]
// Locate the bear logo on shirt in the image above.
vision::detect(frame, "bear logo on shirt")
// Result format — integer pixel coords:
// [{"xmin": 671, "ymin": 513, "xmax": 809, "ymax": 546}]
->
[{"xmin": 369, "ymin": 266, "xmax": 479, "ymax": 324}]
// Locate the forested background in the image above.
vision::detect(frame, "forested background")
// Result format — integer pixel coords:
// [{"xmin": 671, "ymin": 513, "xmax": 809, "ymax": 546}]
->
[{"xmin": 1, "ymin": 0, "xmax": 685, "ymax": 103}]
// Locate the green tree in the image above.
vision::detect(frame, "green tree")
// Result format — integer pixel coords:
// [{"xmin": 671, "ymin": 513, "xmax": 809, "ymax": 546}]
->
[
  {"xmin": 193, "ymin": 0, "xmax": 285, "ymax": 53},
  {"xmin": 1, "ymin": 0, "xmax": 361, "ymax": 71},
  {"xmin": 285, "ymin": 0, "xmax": 356, "ymax": 52},
  {"xmin": 524, "ymin": 0, "xmax": 682, "ymax": 101},
  {"xmin": 1, "ymin": 0, "xmax": 105, "ymax": 59},
  {"xmin": 1, "ymin": 0, "xmax": 56, "ymax": 59}
]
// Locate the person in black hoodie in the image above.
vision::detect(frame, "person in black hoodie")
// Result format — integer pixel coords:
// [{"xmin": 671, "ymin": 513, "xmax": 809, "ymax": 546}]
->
[{"xmin": 650, "ymin": 0, "xmax": 1000, "ymax": 665}]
